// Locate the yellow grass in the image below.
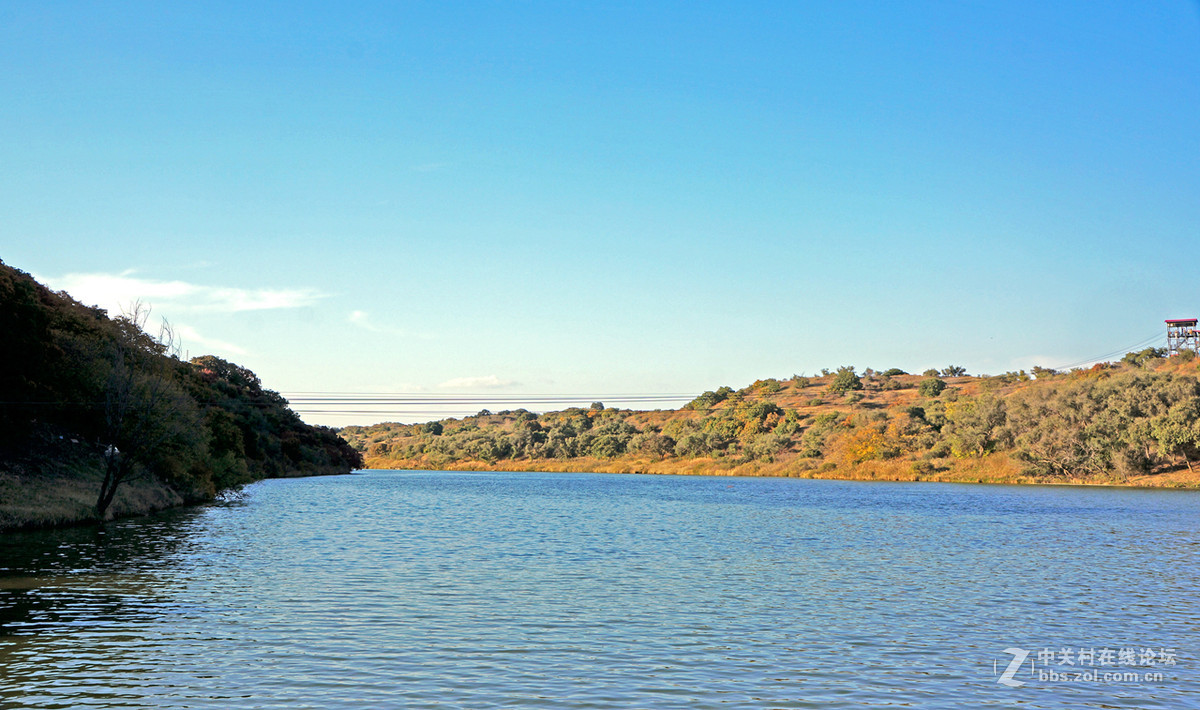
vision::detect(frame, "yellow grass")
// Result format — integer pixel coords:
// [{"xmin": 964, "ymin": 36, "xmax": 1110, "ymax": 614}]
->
[
  {"xmin": 363, "ymin": 451, "xmax": 1200, "ymax": 489},
  {"xmin": 0, "ymin": 463, "xmax": 189, "ymax": 531}
]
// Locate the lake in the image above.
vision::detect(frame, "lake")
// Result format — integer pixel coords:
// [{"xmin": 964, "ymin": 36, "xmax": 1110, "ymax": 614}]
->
[{"xmin": 2, "ymin": 470, "xmax": 1198, "ymax": 708}]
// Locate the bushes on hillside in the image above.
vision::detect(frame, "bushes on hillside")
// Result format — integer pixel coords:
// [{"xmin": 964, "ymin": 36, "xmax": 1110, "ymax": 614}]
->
[{"xmin": 0, "ymin": 261, "xmax": 362, "ymax": 520}]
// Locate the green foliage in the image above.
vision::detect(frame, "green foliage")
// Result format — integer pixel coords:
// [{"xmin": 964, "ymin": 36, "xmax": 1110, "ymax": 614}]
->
[
  {"xmin": 941, "ymin": 365, "xmax": 968, "ymax": 377},
  {"xmin": 922, "ymin": 368, "xmax": 940, "ymax": 377},
  {"xmin": 827, "ymin": 366, "xmax": 863, "ymax": 395},
  {"xmin": 0, "ymin": 261, "xmax": 362, "ymax": 520},
  {"xmin": 1004, "ymin": 371, "xmax": 1200, "ymax": 478},
  {"xmin": 588, "ymin": 417, "xmax": 638, "ymax": 458},
  {"xmin": 918, "ymin": 377, "xmax": 947, "ymax": 397},
  {"xmin": 1123, "ymin": 347, "xmax": 1167, "ymax": 368},
  {"xmin": 944, "ymin": 395, "xmax": 1006, "ymax": 457},
  {"xmin": 752, "ymin": 378, "xmax": 783, "ymax": 394},
  {"xmin": 685, "ymin": 386, "xmax": 734, "ymax": 410},
  {"xmin": 332, "ymin": 348, "xmax": 1200, "ymax": 486},
  {"xmin": 875, "ymin": 374, "xmax": 904, "ymax": 391},
  {"xmin": 799, "ymin": 411, "xmax": 844, "ymax": 457},
  {"xmin": 739, "ymin": 400, "xmax": 783, "ymax": 422},
  {"xmin": 775, "ymin": 410, "xmax": 806, "ymax": 436},
  {"xmin": 882, "ymin": 368, "xmax": 907, "ymax": 377},
  {"xmin": 629, "ymin": 432, "xmax": 676, "ymax": 459}
]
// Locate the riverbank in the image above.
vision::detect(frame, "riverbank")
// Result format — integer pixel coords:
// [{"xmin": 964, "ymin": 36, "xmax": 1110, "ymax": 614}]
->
[
  {"xmin": 362, "ymin": 454, "xmax": 1200, "ymax": 489},
  {"xmin": 0, "ymin": 453, "xmax": 354, "ymax": 533},
  {"xmin": 0, "ymin": 457, "xmax": 200, "ymax": 533}
]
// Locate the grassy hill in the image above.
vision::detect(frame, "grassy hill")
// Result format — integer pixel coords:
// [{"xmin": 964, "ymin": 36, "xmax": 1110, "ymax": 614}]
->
[{"xmin": 341, "ymin": 354, "xmax": 1200, "ymax": 488}]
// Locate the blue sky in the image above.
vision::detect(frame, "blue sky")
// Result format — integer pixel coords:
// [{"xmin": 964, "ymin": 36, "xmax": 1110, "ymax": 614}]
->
[{"xmin": 3, "ymin": 2, "xmax": 1198, "ymax": 425}]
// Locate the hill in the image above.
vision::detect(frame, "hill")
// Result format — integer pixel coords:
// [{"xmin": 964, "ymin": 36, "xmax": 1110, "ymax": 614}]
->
[
  {"xmin": 0, "ymin": 260, "xmax": 363, "ymax": 530},
  {"xmin": 341, "ymin": 354, "xmax": 1200, "ymax": 488}
]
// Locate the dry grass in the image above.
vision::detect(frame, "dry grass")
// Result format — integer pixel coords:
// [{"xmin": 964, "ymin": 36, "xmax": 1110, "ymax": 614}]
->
[
  {"xmin": 351, "ymin": 363, "xmax": 1200, "ymax": 491},
  {"xmin": 364, "ymin": 451, "xmax": 1200, "ymax": 489},
  {"xmin": 0, "ymin": 457, "xmax": 189, "ymax": 532}
]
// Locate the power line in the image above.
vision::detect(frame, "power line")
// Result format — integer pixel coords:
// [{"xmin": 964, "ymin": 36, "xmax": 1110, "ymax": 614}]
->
[
  {"xmin": 279, "ymin": 391, "xmax": 702, "ymax": 421},
  {"xmin": 1046, "ymin": 332, "xmax": 1164, "ymax": 372},
  {"xmin": 278, "ymin": 392, "xmax": 697, "ymax": 398}
]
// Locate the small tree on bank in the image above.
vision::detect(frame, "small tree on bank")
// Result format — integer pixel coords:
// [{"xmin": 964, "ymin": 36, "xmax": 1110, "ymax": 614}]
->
[{"xmin": 96, "ymin": 304, "xmax": 201, "ymax": 520}]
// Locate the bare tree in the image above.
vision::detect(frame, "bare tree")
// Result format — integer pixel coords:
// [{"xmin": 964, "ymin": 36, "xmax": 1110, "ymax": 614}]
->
[{"xmin": 95, "ymin": 302, "xmax": 199, "ymax": 520}]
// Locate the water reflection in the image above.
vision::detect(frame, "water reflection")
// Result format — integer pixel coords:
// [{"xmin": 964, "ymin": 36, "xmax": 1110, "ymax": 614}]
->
[{"xmin": 1, "ymin": 472, "xmax": 1198, "ymax": 709}]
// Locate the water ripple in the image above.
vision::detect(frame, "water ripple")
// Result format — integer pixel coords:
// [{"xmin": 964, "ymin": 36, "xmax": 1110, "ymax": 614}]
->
[{"xmin": 2, "ymin": 472, "xmax": 1199, "ymax": 708}]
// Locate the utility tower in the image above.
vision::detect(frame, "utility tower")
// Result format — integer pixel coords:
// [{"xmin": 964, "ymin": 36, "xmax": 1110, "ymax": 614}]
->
[{"xmin": 1166, "ymin": 318, "xmax": 1200, "ymax": 355}]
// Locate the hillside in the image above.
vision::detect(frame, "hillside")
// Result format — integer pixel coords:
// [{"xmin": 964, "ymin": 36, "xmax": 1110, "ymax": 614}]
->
[
  {"xmin": 341, "ymin": 354, "xmax": 1200, "ymax": 488},
  {"xmin": 0, "ymin": 260, "xmax": 363, "ymax": 530}
]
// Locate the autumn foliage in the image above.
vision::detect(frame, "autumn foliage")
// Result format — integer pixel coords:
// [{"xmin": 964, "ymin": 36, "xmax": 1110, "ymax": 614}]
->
[{"xmin": 343, "ymin": 360, "xmax": 1200, "ymax": 487}]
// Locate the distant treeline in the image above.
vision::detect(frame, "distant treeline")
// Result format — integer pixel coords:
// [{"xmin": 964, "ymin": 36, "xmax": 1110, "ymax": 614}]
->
[
  {"xmin": 0, "ymin": 260, "xmax": 362, "ymax": 525},
  {"xmin": 343, "ymin": 350, "xmax": 1200, "ymax": 485}
]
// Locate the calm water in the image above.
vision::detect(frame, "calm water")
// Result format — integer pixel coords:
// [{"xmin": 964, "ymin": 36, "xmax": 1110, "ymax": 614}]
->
[{"xmin": 2, "ymin": 471, "xmax": 1199, "ymax": 709}]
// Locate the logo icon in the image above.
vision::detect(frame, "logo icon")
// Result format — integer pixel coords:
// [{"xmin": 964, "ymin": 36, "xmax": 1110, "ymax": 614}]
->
[{"xmin": 996, "ymin": 647, "xmax": 1030, "ymax": 688}]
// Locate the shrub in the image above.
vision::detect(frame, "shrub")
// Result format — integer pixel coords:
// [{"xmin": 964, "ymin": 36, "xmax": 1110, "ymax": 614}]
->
[
  {"xmin": 827, "ymin": 366, "xmax": 863, "ymax": 394},
  {"xmin": 685, "ymin": 386, "xmax": 735, "ymax": 410},
  {"xmin": 910, "ymin": 460, "xmax": 934, "ymax": 475},
  {"xmin": 1122, "ymin": 347, "xmax": 1167, "ymax": 368},
  {"xmin": 918, "ymin": 377, "xmax": 947, "ymax": 397},
  {"xmin": 752, "ymin": 378, "xmax": 783, "ymax": 394}
]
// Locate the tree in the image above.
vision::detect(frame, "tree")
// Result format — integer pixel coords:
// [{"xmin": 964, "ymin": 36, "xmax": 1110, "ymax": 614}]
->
[
  {"xmin": 827, "ymin": 366, "xmax": 863, "ymax": 395},
  {"xmin": 685, "ymin": 387, "xmax": 733, "ymax": 410},
  {"xmin": 1122, "ymin": 347, "xmax": 1167, "ymax": 368},
  {"xmin": 96, "ymin": 305, "xmax": 201, "ymax": 519},
  {"xmin": 918, "ymin": 377, "xmax": 947, "ymax": 397},
  {"xmin": 941, "ymin": 365, "xmax": 967, "ymax": 377},
  {"xmin": 944, "ymin": 395, "xmax": 1006, "ymax": 458}
]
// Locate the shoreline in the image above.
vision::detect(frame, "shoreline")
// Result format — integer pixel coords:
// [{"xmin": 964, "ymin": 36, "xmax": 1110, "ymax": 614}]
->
[
  {"xmin": 360, "ymin": 456, "xmax": 1200, "ymax": 490},
  {"xmin": 0, "ymin": 464, "xmax": 353, "ymax": 534},
  {"xmin": 9, "ymin": 454, "xmax": 1195, "ymax": 535}
]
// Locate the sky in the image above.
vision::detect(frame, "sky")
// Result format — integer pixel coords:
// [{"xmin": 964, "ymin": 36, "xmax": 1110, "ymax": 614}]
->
[{"xmin": 2, "ymin": 1, "xmax": 1198, "ymax": 425}]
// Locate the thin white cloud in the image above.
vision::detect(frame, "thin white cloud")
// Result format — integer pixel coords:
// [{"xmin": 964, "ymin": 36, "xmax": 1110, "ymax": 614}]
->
[
  {"xmin": 348, "ymin": 309, "xmax": 409, "ymax": 335},
  {"xmin": 38, "ymin": 271, "xmax": 325, "ymax": 314},
  {"xmin": 174, "ymin": 324, "xmax": 248, "ymax": 356},
  {"xmin": 438, "ymin": 375, "xmax": 518, "ymax": 390},
  {"xmin": 347, "ymin": 310, "xmax": 438, "ymax": 339}
]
